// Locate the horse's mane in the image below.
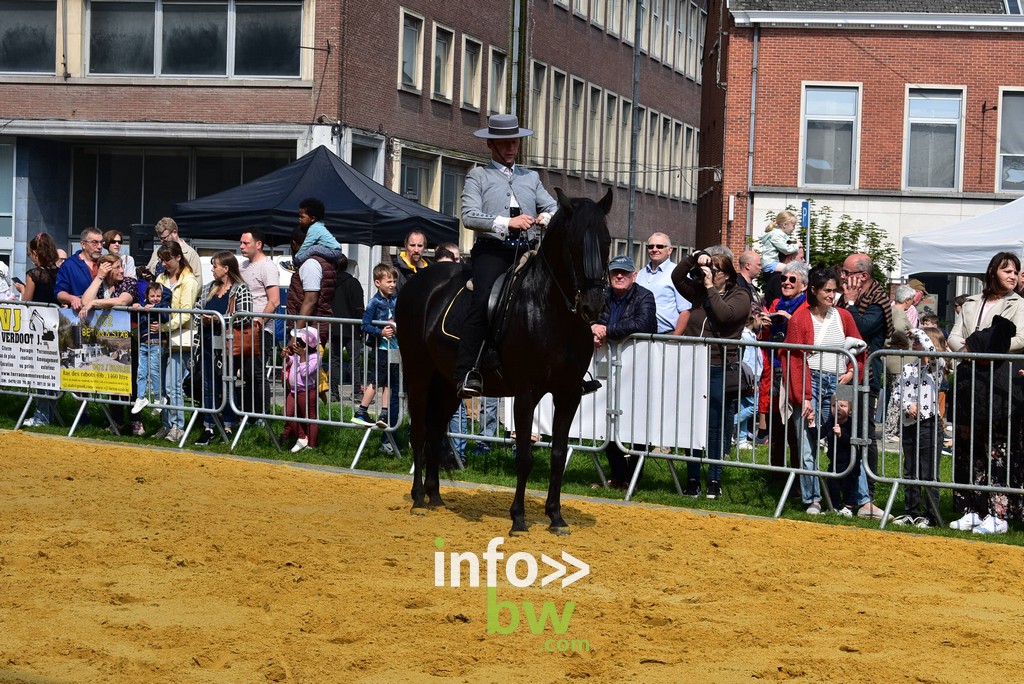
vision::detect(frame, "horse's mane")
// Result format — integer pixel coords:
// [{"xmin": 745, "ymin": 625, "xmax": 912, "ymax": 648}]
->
[{"xmin": 544, "ymin": 195, "xmax": 609, "ymax": 287}]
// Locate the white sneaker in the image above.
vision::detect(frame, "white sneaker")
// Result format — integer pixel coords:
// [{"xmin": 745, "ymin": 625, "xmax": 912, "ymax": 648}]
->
[
  {"xmin": 892, "ymin": 515, "xmax": 915, "ymax": 526},
  {"xmin": 735, "ymin": 439, "xmax": 754, "ymax": 451},
  {"xmin": 913, "ymin": 517, "xmax": 932, "ymax": 529},
  {"xmin": 291, "ymin": 437, "xmax": 309, "ymax": 453},
  {"xmin": 836, "ymin": 506, "xmax": 854, "ymax": 518},
  {"xmin": 131, "ymin": 397, "xmax": 149, "ymax": 414},
  {"xmin": 949, "ymin": 511, "xmax": 982, "ymax": 531},
  {"xmin": 806, "ymin": 502, "xmax": 822, "ymax": 515},
  {"xmin": 972, "ymin": 515, "xmax": 1009, "ymax": 535}
]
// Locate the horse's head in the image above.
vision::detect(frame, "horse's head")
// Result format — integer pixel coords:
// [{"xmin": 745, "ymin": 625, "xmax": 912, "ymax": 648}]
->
[{"xmin": 542, "ymin": 188, "xmax": 613, "ymax": 323}]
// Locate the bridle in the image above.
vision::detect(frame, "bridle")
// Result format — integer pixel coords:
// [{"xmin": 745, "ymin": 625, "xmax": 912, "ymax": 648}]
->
[{"xmin": 537, "ymin": 213, "xmax": 607, "ymax": 322}]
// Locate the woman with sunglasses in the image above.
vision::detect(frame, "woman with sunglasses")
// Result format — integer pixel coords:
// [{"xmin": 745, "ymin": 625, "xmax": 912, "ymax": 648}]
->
[
  {"xmin": 103, "ymin": 230, "xmax": 136, "ymax": 279},
  {"xmin": 783, "ymin": 266, "xmax": 864, "ymax": 516},
  {"xmin": 761, "ymin": 262, "xmax": 809, "ymax": 473}
]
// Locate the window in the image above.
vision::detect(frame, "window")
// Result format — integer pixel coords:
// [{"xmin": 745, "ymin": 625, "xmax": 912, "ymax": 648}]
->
[
  {"xmin": 624, "ymin": 0, "xmax": 636, "ymax": 43},
  {"xmin": 663, "ymin": 0, "xmax": 674, "ymax": 68},
  {"xmin": 802, "ymin": 85, "xmax": 858, "ymax": 187},
  {"xmin": 88, "ymin": 0, "xmax": 301, "ymax": 78},
  {"xmin": 488, "ymin": 48, "xmax": 507, "ymax": 114},
  {"xmin": 696, "ymin": 5, "xmax": 705, "ymax": 83},
  {"xmin": 646, "ymin": 110, "xmax": 659, "ymax": 192},
  {"xmin": 905, "ymin": 89, "xmax": 961, "ymax": 190},
  {"xmin": 549, "ymin": 70, "xmax": 567, "ymax": 166},
  {"xmin": 686, "ymin": 2, "xmax": 699, "ymax": 79},
  {"xmin": 568, "ymin": 77, "xmax": 585, "ymax": 175},
  {"xmin": 461, "ymin": 36, "xmax": 482, "ymax": 109},
  {"xmin": 1, "ymin": 1, "xmax": 56, "ymax": 73},
  {"xmin": 528, "ymin": 61, "xmax": 548, "ymax": 164},
  {"xmin": 671, "ymin": 121, "xmax": 683, "ymax": 198},
  {"xmin": 660, "ymin": 115, "xmax": 672, "ymax": 195},
  {"xmin": 440, "ymin": 163, "xmax": 467, "ymax": 217},
  {"xmin": 398, "ymin": 9, "xmax": 424, "ymax": 91},
  {"xmin": 608, "ymin": 0, "xmax": 620, "ymax": 36},
  {"xmin": 586, "ymin": 85, "xmax": 602, "ymax": 179},
  {"xmin": 1007, "ymin": 0, "xmax": 1022, "ymax": 13},
  {"xmin": 683, "ymin": 125, "xmax": 695, "ymax": 200},
  {"xmin": 574, "ymin": 0, "xmax": 588, "ymax": 19},
  {"xmin": 618, "ymin": 99, "xmax": 632, "ymax": 185},
  {"xmin": 636, "ymin": 106, "xmax": 647, "ymax": 189},
  {"xmin": 0, "ymin": 144, "xmax": 12, "ymax": 239},
  {"xmin": 401, "ymin": 155, "xmax": 433, "ymax": 205},
  {"xmin": 675, "ymin": 0, "xmax": 687, "ymax": 73},
  {"xmin": 650, "ymin": 0, "xmax": 662, "ymax": 61},
  {"xmin": 431, "ymin": 25, "xmax": 454, "ymax": 101},
  {"xmin": 592, "ymin": 0, "xmax": 605, "ymax": 27},
  {"xmin": 603, "ymin": 93, "xmax": 618, "ymax": 183},
  {"xmin": 1001, "ymin": 91, "xmax": 1024, "ymax": 192}
]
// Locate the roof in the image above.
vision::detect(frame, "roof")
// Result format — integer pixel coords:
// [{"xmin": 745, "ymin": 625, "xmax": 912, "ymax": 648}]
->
[{"xmin": 730, "ymin": 0, "xmax": 1005, "ymax": 12}]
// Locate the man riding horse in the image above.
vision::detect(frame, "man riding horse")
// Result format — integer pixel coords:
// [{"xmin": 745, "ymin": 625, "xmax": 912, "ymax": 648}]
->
[{"xmin": 455, "ymin": 114, "xmax": 558, "ymax": 398}]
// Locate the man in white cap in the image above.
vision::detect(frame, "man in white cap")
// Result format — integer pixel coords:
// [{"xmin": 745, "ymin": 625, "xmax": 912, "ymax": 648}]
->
[{"xmin": 455, "ymin": 113, "xmax": 558, "ymax": 397}]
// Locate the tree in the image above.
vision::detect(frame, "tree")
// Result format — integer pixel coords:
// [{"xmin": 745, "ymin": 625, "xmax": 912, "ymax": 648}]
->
[{"xmin": 770, "ymin": 203, "xmax": 898, "ymax": 287}]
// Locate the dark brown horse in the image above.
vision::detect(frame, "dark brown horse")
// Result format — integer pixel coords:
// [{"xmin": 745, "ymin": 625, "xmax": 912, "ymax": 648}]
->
[{"xmin": 395, "ymin": 188, "xmax": 612, "ymax": 535}]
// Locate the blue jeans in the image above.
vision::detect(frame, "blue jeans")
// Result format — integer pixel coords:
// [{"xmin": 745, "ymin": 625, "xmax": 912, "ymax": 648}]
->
[
  {"xmin": 449, "ymin": 401, "xmax": 468, "ymax": 458},
  {"xmin": 163, "ymin": 348, "xmax": 188, "ymax": 429},
  {"xmin": 795, "ymin": 370, "xmax": 837, "ymax": 504},
  {"xmin": 689, "ymin": 364, "xmax": 735, "ymax": 484},
  {"xmin": 137, "ymin": 342, "xmax": 163, "ymax": 399},
  {"xmin": 735, "ymin": 395, "xmax": 756, "ymax": 442}
]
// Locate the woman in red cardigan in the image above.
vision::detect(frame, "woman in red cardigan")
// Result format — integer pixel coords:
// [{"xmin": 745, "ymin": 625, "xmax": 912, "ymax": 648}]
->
[{"xmin": 783, "ymin": 267, "xmax": 865, "ymax": 515}]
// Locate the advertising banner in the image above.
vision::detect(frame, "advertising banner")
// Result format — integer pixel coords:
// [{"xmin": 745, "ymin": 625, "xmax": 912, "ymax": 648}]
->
[
  {"xmin": 0, "ymin": 304, "xmax": 62, "ymax": 390},
  {"xmin": 58, "ymin": 308, "xmax": 133, "ymax": 395}
]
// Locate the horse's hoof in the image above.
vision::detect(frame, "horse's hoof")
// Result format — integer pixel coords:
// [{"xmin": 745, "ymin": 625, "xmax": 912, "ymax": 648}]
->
[
  {"xmin": 548, "ymin": 525, "xmax": 571, "ymax": 536},
  {"xmin": 509, "ymin": 526, "xmax": 529, "ymax": 537},
  {"xmin": 410, "ymin": 505, "xmax": 429, "ymax": 516},
  {"xmin": 428, "ymin": 499, "xmax": 446, "ymax": 510}
]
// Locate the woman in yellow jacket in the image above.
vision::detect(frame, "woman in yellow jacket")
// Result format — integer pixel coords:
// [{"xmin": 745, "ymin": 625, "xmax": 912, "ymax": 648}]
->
[{"xmin": 155, "ymin": 241, "xmax": 200, "ymax": 443}]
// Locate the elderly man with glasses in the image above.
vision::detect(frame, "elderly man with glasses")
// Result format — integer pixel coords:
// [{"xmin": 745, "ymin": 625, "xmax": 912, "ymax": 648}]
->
[
  {"xmin": 146, "ymin": 217, "xmax": 203, "ymax": 288},
  {"xmin": 636, "ymin": 232, "xmax": 691, "ymax": 335},
  {"xmin": 55, "ymin": 227, "xmax": 106, "ymax": 314}
]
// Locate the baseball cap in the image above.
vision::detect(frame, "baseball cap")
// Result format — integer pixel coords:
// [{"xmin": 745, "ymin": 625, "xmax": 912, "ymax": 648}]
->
[
  {"xmin": 609, "ymin": 255, "xmax": 635, "ymax": 272},
  {"xmin": 290, "ymin": 325, "xmax": 320, "ymax": 347}
]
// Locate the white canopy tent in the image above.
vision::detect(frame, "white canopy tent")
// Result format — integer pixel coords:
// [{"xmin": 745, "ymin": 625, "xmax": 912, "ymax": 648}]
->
[{"xmin": 901, "ymin": 196, "xmax": 1024, "ymax": 276}]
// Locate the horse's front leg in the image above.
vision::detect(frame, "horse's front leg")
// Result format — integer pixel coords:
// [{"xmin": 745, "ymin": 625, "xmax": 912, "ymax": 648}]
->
[
  {"xmin": 408, "ymin": 384, "xmax": 428, "ymax": 512},
  {"xmin": 509, "ymin": 397, "xmax": 538, "ymax": 536},
  {"xmin": 546, "ymin": 391, "xmax": 580, "ymax": 535}
]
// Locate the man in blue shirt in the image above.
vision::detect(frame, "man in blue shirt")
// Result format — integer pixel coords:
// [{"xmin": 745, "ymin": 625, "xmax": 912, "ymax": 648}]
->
[
  {"xmin": 55, "ymin": 227, "xmax": 105, "ymax": 313},
  {"xmin": 636, "ymin": 232, "xmax": 690, "ymax": 335}
]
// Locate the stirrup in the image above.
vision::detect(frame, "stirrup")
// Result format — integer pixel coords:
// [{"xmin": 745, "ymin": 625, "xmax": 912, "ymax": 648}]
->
[
  {"xmin": 457, "ymin": 369, "xmax": 483, "ymax": 398},
  {"xmin": 581, "ymin": 372, "xmax": 602, "ymax": 396}
]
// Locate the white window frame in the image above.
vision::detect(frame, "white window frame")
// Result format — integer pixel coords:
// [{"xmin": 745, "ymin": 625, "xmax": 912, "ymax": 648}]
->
[
  {"xmin": 686, "ymin": 1, "xmax": 699, "ymax": 80},
  {"xmin": 618, "ymin": 98, "xmax": 632, "ymax": 186},
  {"xmin": 431, "ymin": 23, "xmax": 455, "ymax": 103},
  {"xmin": 0, "ymin": 142, "xmax": 14, "ymax": 249},
  {"xmin": 624, "ymin": 0, "xmax": 636, "ymax": 45},
  {"xmin": 586, "ymin": 84, "xmax": 603, "ymax": 180},
  {"xmin": 460, "ymin": 35, "xmax": 482, "ymax": 111},
  {"xmin": 488, "ymin": 47, "xmax": 508, "ymax": 115},
  {"xmin": 592, "ymin": 0, "xmax": 605, "ymax": 27},
  {"xmin": 528, "ymin": 61, "xmax": 548, "ymax": 165},
  {"xmin": 696, "ymin": 5, "xmax": 705, "ymax": 84},
  {"xmin": 660, "ymin": 114, "xmax": 673, "ymax": 195},
  {"xmin": 663, "ymin": 0, "xmax": 675, "ymax": 69},
  {"xmin": 549, "ymin": 69, "xmax": 568, "ymax": 167},
  {"xmin": 554, "ymin": 0, "xmax": 569, "ymax": 9},
  {"xmin": 603, "ymin": 92, "xmax": 619, "ymax": 183},
  {"xmin": 607, "ymin": 0, "xmax": 621, "ymax": 36},
  {"xmin": 398, "ymin": 8, "xmax": 425, "ymax": 93},
  {"xmin": 903, "ymin": 86, "xmax": 964, "ymax": 192},
  {"xmin": 650, "ymin": 0, "xmax": 662, "ymax": 61},
  {"xmin": 675, "ymin": 0, "xmax": 687, "ymax": 75},
  {"xmin": 574, "ymin": 0, "xmax": 589, "ymax": 20},
  {"xmin": 683, "ymin": 124, "xmax": 695, "ymax": 200},
  {"xmin": 568, "ymin": 76, "xmax": 585, "ymax": 175},
  {"xmin": 646, "ymin": 109, "xmax": 660, "ymax": 192},
  {"xmin": 800, "ymin": 82, "xmax": 861, "ymax": 189},
  {"xmin": 636, "ymin": 105, "xmax": 647, "ymax": 190},
  {"xmin": 671, "ymin": 120, "xmax": 683, "ymax": 199},
  {"xmin": 998, "ymin": 87, "xmax": 1024, "ymax": 193}
]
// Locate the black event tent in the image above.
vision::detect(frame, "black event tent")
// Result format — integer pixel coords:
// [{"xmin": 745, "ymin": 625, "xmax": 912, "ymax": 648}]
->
[{"xmin": 174, "ymin": 145, "xmax": 459, "ymax": 246}]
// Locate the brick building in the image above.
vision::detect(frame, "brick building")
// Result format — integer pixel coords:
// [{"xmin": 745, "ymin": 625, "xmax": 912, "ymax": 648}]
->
[
  {"xmin": 698, "ymin": 0, "xmax": 1024, "ymax": 284},
  {"xmin": 0, "ymin": 0, "xmax": 706, "ymax": 279}
]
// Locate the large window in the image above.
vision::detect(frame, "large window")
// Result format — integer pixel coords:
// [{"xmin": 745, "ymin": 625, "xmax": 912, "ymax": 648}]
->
[
  {"xmin": 906, "ymin": 89, "xmax": 961, "ymax": 190},
  {"xmin": 440, "ymin": 163, "xmax": 467, "ymax": 217},
  {"xmin": 398, "ymin": 9, "xmax": 424, "ymax": 91},
  {"xmin": 488, "ymin": 48, "xmax": 507, "ymax": 114},
  {"xmin": 603, "ymin": 93, "xmax": 618, "ymax": 183},
  {"xmin": 0, "ymin": 0, "xmax": 56, "ymax": 73},
  {"xmin": 586, "ymin": 85, "xmax": 602, "ymax": 179},
  {"xmin": 461, "ymin": 36, "xmax": 481, "ymax": 110},
  {"xmin": 549, "ymin": 70, "xmax": 567, "ymax": 166},
  {"xmin": 607, "ymin": 0, "xmax": 620, "ymax": 36},
  {"xmin": 618, "ymin": 99, "xmax": 632, "ymax": 186},
  {"xmin": 802, "ymin": 85, "xmax": 858, "ymax": 187},
  {"xmin": 400, "ymin": 155, "xmax": 433, "ymax": 205},
  {"xmin": 89, "ymin": 0, "xmax": 301, "ymax": 78},
  {"xmin": 1000, "ymin": 91, "xmax": 1024, "ymax": 192},
  {"xmin": 431, "ymin": 24, "xmax": 454, "ymax": 101},
  {"xmin": 0, "ymin": 144, "xmax": 12, "ymax": 240},
  {"xmin": 568, "ymin": 77, "xmax": 584, "ymax": 175},
  {"xmin": 528, "ymin": 61, "xmax": 548, "ymax": 164}
]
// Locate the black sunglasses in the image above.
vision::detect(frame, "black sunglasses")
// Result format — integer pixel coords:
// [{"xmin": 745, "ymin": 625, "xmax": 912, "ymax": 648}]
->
[
  {"xmin": 108, "ymin": 239, "xmax": 123, "ymax": 244},
  {"xmin": 781, "ymin": 275, "xmax": 799, "ymax": 284},
  {"xmin": 646, "ymin": 244, "xmax": 667, "ymax": 250}
]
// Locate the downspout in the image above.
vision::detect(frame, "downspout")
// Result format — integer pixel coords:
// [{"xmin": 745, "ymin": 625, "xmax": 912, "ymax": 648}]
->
[
  {"xmin": 745, "ymin": 24, "xmax": 759, "ymax": 240},
  {"xmin": 511, "ymin": 0, "xmax": 526, "ymax": 115}
]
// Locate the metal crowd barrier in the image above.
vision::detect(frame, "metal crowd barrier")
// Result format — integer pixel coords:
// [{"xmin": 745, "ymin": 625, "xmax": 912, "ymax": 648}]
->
[
  {"xmin": 614, "ymin": 333, "xmax": 864, "ymax": 518},
  {"xmin": 869, "ymin": 347, "xmax": 1024, "ymax": 529}
]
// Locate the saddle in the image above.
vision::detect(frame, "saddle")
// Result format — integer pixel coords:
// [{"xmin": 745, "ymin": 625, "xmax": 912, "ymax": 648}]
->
[{"xmin": 442, "ymin": 251, "xmax": 536, "ymax": 368}]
